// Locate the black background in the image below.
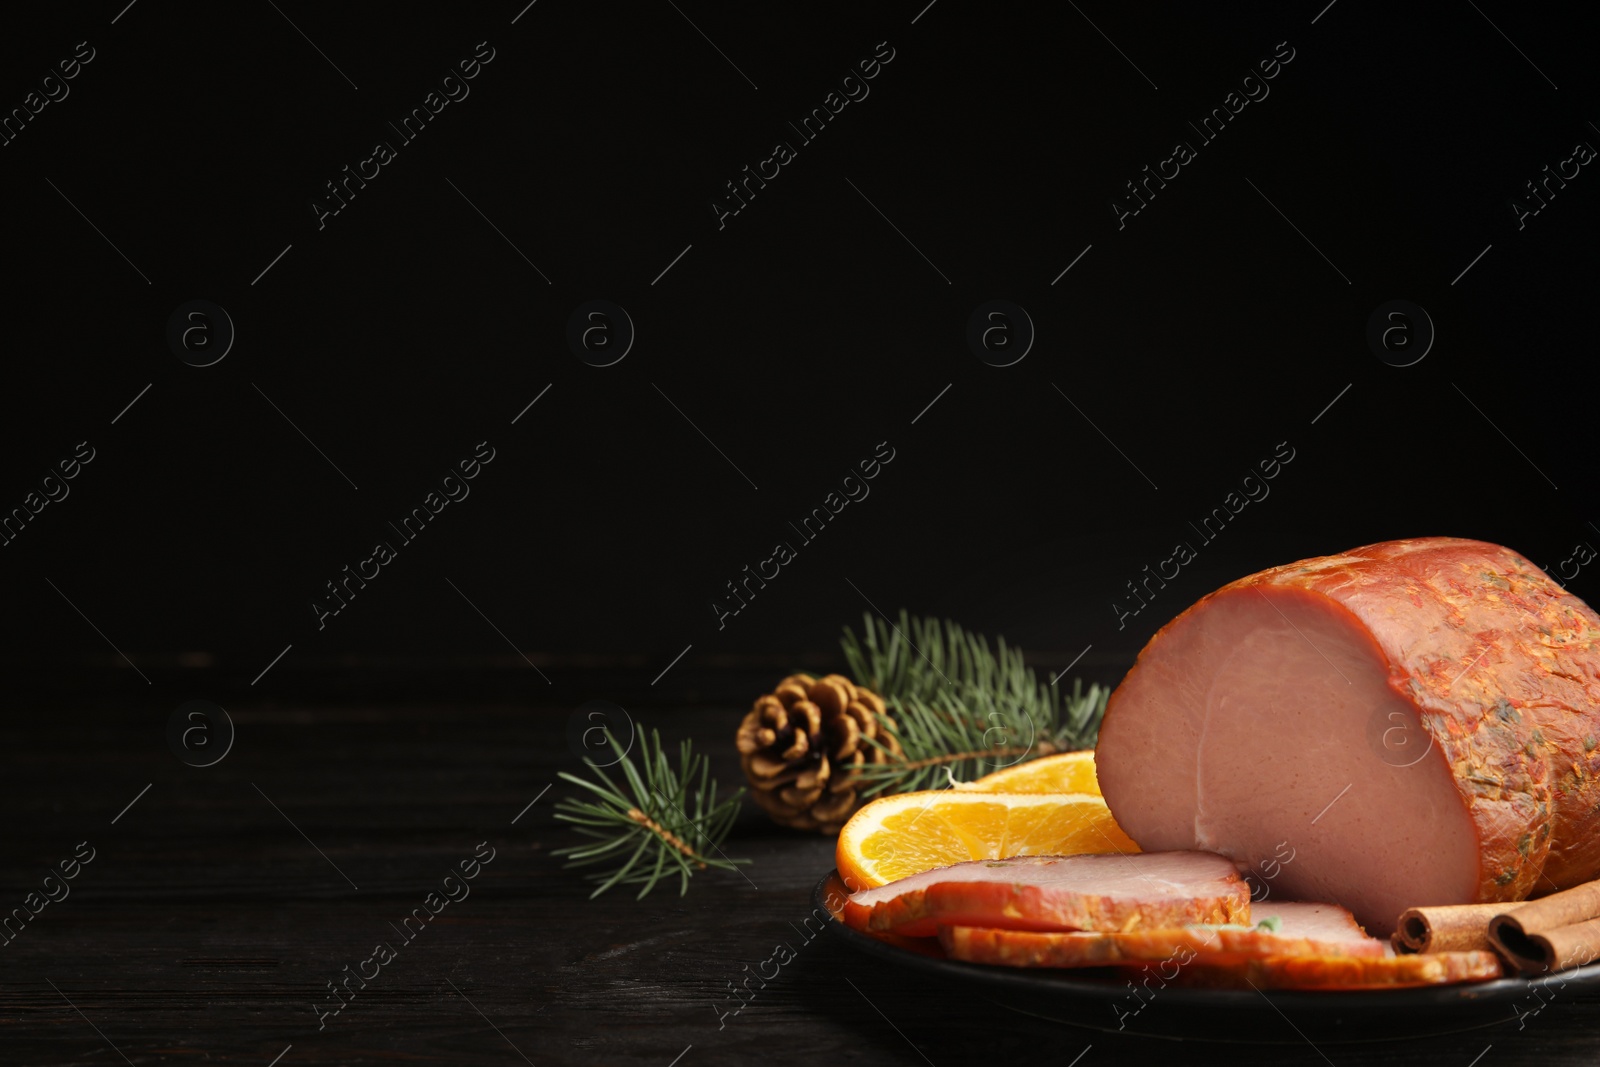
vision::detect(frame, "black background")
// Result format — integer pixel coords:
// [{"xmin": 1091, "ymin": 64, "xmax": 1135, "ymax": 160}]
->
[
  {"xmin": 3, "ymin": 0, "xmax": 1596, "ymax": 695},
  {"xmin": 2, "ymin": 2, "xmax": 1599, "ymax": 1063}
]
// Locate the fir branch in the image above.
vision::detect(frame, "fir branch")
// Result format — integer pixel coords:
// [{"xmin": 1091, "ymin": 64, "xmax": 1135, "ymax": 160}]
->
[
  {"xmin": 841, "ymin": 610, "xmax": 1109, "ymax": 794},
  {"xmin": 553, "ymin": 726, "xmax": 749, "ymax": 899},
  {"xmin": 626, "ymin": 808, "xmax": 705, "ymax": 867}
]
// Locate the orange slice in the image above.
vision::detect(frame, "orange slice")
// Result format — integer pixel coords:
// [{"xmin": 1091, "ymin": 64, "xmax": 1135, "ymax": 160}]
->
[
  {"xmin": 959, "ymin": 750, "xmax": 1101, "ymax": 795},
  {"xmin": 835, "ymin": 790, "xmax": 1139, "ymax": 892}
]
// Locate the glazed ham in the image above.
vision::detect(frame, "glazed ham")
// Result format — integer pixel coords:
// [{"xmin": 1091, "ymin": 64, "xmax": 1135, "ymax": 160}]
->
[
  {"xmin": 851, "ymin": 852, "xmax": 1250, "ymax": 938},
  {"xmin": 1096, "ymin": 537, "xmax": 1600, "ymax": 936}
]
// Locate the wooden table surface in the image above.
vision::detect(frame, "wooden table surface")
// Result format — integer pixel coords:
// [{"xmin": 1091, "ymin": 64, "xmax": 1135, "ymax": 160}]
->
[{"xmin": 5, "ymin": 694, "xmax": 1598, "ymax": 1067}]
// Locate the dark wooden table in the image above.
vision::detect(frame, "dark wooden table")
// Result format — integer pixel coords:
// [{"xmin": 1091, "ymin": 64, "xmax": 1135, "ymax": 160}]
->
[{"xmin": 5, "ymin": 694, "xmax": 1599, "ymax": 1066}]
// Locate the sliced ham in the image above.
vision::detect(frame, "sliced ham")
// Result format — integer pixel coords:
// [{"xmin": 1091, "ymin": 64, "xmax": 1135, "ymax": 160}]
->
[
  {"xmin": 939, "ymin": 900, "xmax": 1385, "ymax": 968},
  {"xmin": 1096, "ymin": 537, "xmax": 1600, "ymax": 936},
  {"xmin": 852, "ymin": 852, "xmax": 1250, "ymax": 938},
  {"xmin": 1253, "ymin": 901, "xmax": 1378, "ymax": 943},
  {"xmin": 1161, "ymin": 950, "xmax": 1504, "ymax": 990}
]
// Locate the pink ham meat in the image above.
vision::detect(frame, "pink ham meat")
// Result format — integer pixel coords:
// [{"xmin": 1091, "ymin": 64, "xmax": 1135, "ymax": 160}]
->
[
  {"xmin": 1096, "ymin": 537, "xmax": 1600, "ymax": 937},
  {"xmin": 851, "ymin": 852, "xmax": 1250, "ymax": 938},
  {"xmin": 941, "ymin": 901, "xmax": 1387, "ymax": 968}
]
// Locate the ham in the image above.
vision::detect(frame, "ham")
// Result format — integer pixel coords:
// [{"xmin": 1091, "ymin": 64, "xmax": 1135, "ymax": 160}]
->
[
  {"xmin": 1163, "ymin": 950, "xmax": 1504, "ymax": 990},
  {"xmin": 851, "ymin": 852, "xmax": 1250, "ymax": 938},
  {"xmin": 1096, "ymin": 537, "xmax": 1600, "ymax": 936},
  {"xmin": 940, "ymin": 901, "xmax": 1387, "ymax": 968}
]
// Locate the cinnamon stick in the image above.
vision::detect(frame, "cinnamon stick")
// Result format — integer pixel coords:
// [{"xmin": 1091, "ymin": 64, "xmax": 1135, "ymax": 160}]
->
[
  {"xmin": 1490, "ymin": 880, "xmax": 1600, "ymax": 974},
  {"xmin": 1492, "ymin": 916, "xmax": 1600, "ymax": 975},
  {"xmin": 1394, "ymin": 903, "xmax": 1502, "ymax": 953},
  {"xmin": 1398, "ymin": 877, "xmax": 1600, "ymax": 971},
  {"xmin": 1498, "ymin": 878, "xmax": 1600, "ymax": 934}
]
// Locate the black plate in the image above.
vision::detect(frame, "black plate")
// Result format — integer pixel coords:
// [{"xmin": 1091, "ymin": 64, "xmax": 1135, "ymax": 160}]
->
[{"xmin": 813, "ymin": 870, "xmax": 1600, "ymax": 1044}]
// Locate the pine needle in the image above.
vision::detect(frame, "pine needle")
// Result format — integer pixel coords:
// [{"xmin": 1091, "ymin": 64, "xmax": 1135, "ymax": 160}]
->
[
  {"xmin": 553, "ymin": 726, "xmax": 749, "ymax": 898},
  {"xmin": 840, "ymin": 610, "xmax": 1108, "ymax": 794}
]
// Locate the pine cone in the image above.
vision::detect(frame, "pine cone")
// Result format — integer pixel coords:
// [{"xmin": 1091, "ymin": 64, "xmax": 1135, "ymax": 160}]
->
[{"xmin": 736, "ymin": 673, "xmax": 900, "ymax": 833}]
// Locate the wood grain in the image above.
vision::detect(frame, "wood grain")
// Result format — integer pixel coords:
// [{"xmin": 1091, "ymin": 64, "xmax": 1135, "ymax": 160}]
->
[{"xmin": 2, "ymin": 697, "xmax": 1596, "ymax": 1066}]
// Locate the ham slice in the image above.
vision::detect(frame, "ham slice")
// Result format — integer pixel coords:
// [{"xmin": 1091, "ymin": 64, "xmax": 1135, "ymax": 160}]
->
[
  {"xmin": 1096, "ymin": 538, "xmax": 1600, "ymax": 936},
  {"xmin": 851, "ymin": 852, "xmax": 1250, "ymax": 938},
  {"xmin": 940, "ymin": 901, "xmax": 1386, "ymax": 968},
  {"xmin": 1163, "ymin": 950, "xmax": 1504, "ymax": 990}
]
